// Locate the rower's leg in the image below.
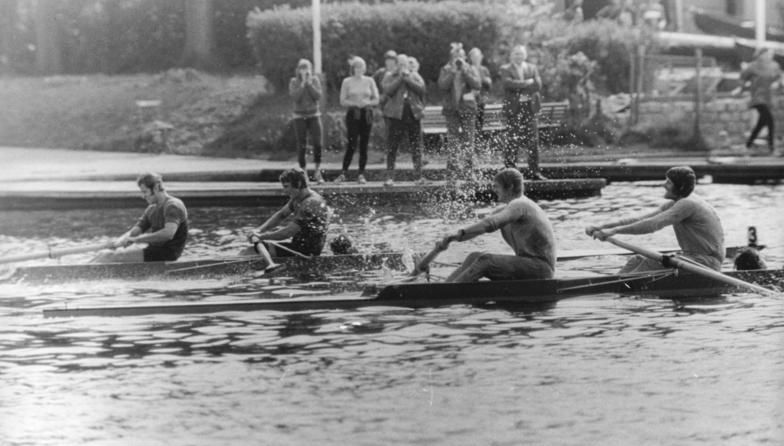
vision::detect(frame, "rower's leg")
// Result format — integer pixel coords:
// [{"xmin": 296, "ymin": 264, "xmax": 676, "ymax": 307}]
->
[
  {"xmin": 445, "ymin": 251, "xmax": 484, "ymax": 283},
  {"xmin": 619, "ymin": 255, "xmax": 663, "ymax": 274},
  {"xmin": 253, "ymin": 241, "xmax": 281, "ymax": 272}
]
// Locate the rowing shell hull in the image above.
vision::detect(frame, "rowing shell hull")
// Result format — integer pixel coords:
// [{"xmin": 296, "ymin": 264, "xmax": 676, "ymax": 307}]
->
[{"xmin": 43, "ymin": 269, "xmax": 783, "ymax": 318}]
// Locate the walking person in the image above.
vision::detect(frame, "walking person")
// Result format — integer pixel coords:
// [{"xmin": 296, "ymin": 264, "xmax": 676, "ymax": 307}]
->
[
  {"xmin": 438, "ymin": 43, "xmax": 482, "ymax": 181},
  {"xmin": 337, "ymin": 57, "xmax": 379, "ymax": 184},
  {"xmin": 288, "ymin": 59, "xmax": 324, "ymax": 183},
  {"xmin": 382, "ymin": 54, "xmax": 427, "ymax": 186},
  {"xmin": 500, "ymin": 44, "xmax": 546, "ymax": 179},
  {"xmin": 739, "ymin": 48, "xmax": 783, "ymax": 154}
]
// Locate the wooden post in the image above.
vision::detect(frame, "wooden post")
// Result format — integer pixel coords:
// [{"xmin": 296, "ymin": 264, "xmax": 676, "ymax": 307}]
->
[
  {"xmin": 628, "ymin": 45, "xmax": 636, "ymax": 126},
  {"xmin": 755, "ymin": 0, "xmax": 766, "ymax": 47},
  {"xmin": 694, "ymin": 48, "xmax": 702, "ymax": 140},
  {"xmin": 312, "ymin": 0, "xmax": 321, "ymax": 74}
]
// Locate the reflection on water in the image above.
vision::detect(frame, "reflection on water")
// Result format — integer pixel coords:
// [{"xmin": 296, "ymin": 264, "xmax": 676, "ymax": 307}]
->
[{"xmin": 0, "ymin": 183, "xmax": 783, "ymax": 445}]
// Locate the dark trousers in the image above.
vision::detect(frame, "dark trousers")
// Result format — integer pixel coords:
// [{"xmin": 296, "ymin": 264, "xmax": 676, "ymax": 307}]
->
[
  {"xmin": 444, "ymin": 109, "xmax": 477, "ymax": 179},
  {"xmin": 504, "ymin": 102, "xmax": 540, "ymax": 173},
  {"xmin": 386, "ymin": 104, "xmax": 423, "ymax": 175},
  {"xmin": 343, "ymin": 108, "xmax": 372, "ymax": 174},
  {"xmin": 293, "ymin": 116, "xmax": 322, "ymax": 169},
  {"xmin": 747, "ymin": 104, "xmax": 775, "ymax": 150}
]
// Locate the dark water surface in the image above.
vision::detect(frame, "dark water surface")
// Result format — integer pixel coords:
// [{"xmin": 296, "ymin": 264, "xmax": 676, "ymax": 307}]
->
[{"xmin": 0, "ymin": 183, "xmax": 782, "ymax": 445}]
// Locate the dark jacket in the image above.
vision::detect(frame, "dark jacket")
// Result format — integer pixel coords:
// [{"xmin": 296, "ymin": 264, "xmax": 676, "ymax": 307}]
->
[
  {"xmin": 437, "ymin": 63, "xmax": 482, "ymax": 114},
  {"xmin": 500, "ymin": 62, "xmax": 542, "ymax": 116},
  {"xmin": 382, "ymin": 70, "xmax": 426, "ymax": 120},
  {"xmin": 288, "ymin": 75, "xmax": 322, "ymax": 118}
]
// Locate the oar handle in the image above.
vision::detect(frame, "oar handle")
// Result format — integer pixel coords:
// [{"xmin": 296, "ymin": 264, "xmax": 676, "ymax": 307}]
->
[
  {"xmin": 412, "ymin": 242, "xmax": 447, "ymax": 276},
  {"xmin": 605, "ymin": 236, "xmax": 778, "ymax": 297},
  {"xmin": 0, "ymin": 242, "xmax": 114, "ymax": 265}
]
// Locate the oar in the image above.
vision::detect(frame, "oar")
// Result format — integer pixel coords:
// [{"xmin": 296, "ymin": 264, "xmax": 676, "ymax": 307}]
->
[
  {"xmin": 411, "ymin": 241, "xmax": 449, "ymax": 278},
  {"xmin": 0, "ymin": 241, "xmax": 114, "ymax": 265},
  {"xmin": 603, "ymin": 236, "xmax": 779, "ymax": 297},
  {"xmin": 266, "ymin": 240, "xmax": 312, "ymax": 260}
]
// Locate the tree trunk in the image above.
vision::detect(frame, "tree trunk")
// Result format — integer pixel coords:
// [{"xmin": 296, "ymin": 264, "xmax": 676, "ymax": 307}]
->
[
  {"xmin": 34, "ymin": 0, "xmax": 62, "ymax": 74},
  {"xmin": 180, "ymin": 0, "xmax": 218, "ymax": 70}
]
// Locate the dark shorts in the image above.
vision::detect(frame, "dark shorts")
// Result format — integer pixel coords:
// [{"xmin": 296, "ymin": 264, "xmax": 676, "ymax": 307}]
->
[{"xmin": 143, "ymin": 245, "xmax": 180, "ymax": 262}]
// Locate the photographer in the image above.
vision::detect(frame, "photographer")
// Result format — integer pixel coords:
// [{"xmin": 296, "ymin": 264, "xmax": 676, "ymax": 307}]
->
[
  {"xmin": 382, "ymin": 54, "xmax": 427, "ymax": 186},
  {"xmin": 288, "ymin": 59, "xmax": 324, "ymax": 183},
  {"xmin": 437, "ymin": 43, "xmax": 482, "ymax": 181}
]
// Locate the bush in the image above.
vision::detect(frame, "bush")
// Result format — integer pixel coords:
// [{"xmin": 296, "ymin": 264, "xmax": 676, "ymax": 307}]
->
[
  {"xmin": 620, "ymin": 113, "xmax": 704, "ymax": 150},
  {"xmin": 247, "ymin": 1, "xmax": 525, "ymax": 91}
]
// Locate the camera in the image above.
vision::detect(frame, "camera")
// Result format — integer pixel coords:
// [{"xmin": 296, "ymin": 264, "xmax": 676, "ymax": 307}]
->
[{"xmin": 455, "ymin": 58, "xmax": 464, "ymax": 69}]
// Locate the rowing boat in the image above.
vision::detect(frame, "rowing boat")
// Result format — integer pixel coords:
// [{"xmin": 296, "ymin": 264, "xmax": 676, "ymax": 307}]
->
[
  {"xmin": 6, "ymin": 246, "xmax": 744, "ymax": 283},
  {"xmin": 43, "ymin": 268, "xmax": 782, "ymax": 318}
]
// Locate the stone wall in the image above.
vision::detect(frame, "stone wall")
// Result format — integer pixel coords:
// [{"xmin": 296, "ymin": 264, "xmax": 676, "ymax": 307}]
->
[{"xmin": 637, "ymin": 94, "xmax": 784, "ymax": 150}]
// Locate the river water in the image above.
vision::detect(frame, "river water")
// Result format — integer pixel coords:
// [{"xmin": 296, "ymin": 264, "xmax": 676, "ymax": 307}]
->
[{"xmin": 0, "ymin": 183, "xmax": 782, "ymax": 445}]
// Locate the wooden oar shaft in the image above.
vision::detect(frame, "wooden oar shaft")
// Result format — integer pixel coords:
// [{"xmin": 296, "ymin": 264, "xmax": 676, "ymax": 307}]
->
[
  {"xmin": 0, "ymin": 242, "xmax": 113, "ymax": 265},
  {"xmin": 606, "ymin": 237, "xmax": 778, "ymax": 297},
  {"xmin": 266, "ymin": 240, "xmax": 311, "ymax": 259}
]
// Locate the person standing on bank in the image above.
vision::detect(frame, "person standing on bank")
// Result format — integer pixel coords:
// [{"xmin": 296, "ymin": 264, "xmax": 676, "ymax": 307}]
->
[
  {"xmin": 93, "ymin": 172, "xmax": 188, "ymax": 263},
  {"xmin": 289, "ymin": 59, "xmax": 324, "ymax": 184},
  {"xmin": 438, "ymin": 43, "xmax": 482, "ymax": 180},
  {"xmin": 586, "ymin": 166, "xmax": 725, "ymax": 273},
  {"xmin": 337, "ymin": 57, "xmax": 379, "ymax": 184},
  {"xmin": 739, "ymin": 47, "xmax": 783, "ymax": 155},
  {"xmin": 382, "ymin": 53, "xmax": 427, "ymax": 186},
  {"xmin": 469, "ymin": 47, "xmax": 493, "ymax": 137},
  {"xmin": 500, "ymin": 44, "xmax": 545, "ymax": 179}
]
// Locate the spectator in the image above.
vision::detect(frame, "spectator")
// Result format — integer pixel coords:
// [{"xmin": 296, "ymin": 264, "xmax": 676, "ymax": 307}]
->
[
  {"xmin": 382, "ymin": 54, "xmax": 427, "ymax": 186},
  {"xmin": 337, "ymin": 56, "xmax": 379, "ymax": 184},
  {"xmin": 288, "ymin": 59, "xmax": 324, "ymax": 183},
  {"xmin": 437, "ymin": 43, "xmax": 482, "ymax": 181},
  {"xmin": 500, "ymin": 44, "xmax": 545, "ymax": 179},
  {"xmin": 469, "ymin": 47, "xmax": 493, "ymax": 137},
  {"xmin": 408, "ymin": 56, "xmax": 420, "ymax": 74},
  {"xmin": 739, "ymin": 47, "xmax": 784, "ymax": 155},
  {"xmin": 372, "ymin": 50, "xmax": 398, "ymax": 105},
  {"xmin": 563, "ymin": 0, "xmax": 584, "ymax": 23}
]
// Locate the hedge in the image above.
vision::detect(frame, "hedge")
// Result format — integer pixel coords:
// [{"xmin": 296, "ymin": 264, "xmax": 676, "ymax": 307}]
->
[{"xmin": 247, "ymin": 1, "xmax": 523, "ymax": 91}]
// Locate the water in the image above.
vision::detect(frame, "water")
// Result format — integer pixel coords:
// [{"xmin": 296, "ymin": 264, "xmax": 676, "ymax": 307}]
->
[{"xmin": 0, "ymin": 183, "xmax": 783, "ymax": 445}]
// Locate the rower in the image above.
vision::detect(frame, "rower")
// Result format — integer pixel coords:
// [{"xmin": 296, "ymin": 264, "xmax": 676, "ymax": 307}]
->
[
  {"xmin": 246, "ymin": 168, "xmax": 330, "ymax": 264},
  {"xmin": 437, "ymin": 168, "xmax": 556, "ymax": 282},
  {"xmin": 586, "ymin": 165, "xmax": 725, "ymax": 273},
  {"xmin": 93, "ymin": 172, "xmax": 188, "ymax": 263}
]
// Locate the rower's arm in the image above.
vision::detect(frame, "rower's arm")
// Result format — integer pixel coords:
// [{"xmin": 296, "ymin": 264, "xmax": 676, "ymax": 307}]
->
[
  {"xmin": 130, "ymin": 222, "xmax": 178, "ymax": 244},
  {"xmin": 611, "ymin": 201, "xmax": 691, "ymax": 235},
  {"xmin": 257, "ymin": 204, "xmax": 292, "ymax": 233},
  {"xmin": 455, "ymin": 204, "xmax": 523, "ymax": 242},
  {"xmin": 257, "ymin": 221, "xmax": 301, "ymax": 241},
  {"xmin": 592, "ymin": 204, "xmax": 669, "ymax": 231}
]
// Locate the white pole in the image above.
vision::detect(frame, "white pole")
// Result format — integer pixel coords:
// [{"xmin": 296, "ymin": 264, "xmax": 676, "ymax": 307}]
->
[
  {"xmin": 755, "ymin": 0, "xmax": 766, "ymax": 47},
  {"xmin": 312, "ymin": 0, "xmax": 322, "ymax": 74}
]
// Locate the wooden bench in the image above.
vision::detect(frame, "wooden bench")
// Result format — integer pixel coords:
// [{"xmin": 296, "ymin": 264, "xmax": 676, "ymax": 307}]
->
[{"xmin": 421, "ymin": 101, "xmax": 569, "ymax": 149}]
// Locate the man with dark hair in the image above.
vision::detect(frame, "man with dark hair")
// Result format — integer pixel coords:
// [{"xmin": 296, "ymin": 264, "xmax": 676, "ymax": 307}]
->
[
  {"xmin": 93, "ymin": 172, "xmax": 188, "ymax": 263},
  {"xmin": 247, "ymin": 168, "xmax": 330, "ymax": 266},
  {"xmin": 586, "ymin": 166, "xmax": 725, "ymax": 272},
  {"xmin": 436, "ymin": 168, "xmax": 556, "ymax": 282}
]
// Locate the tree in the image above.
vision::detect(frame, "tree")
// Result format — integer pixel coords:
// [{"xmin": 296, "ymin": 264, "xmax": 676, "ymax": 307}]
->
[
  {"xmin": 34, "ymin": 0, "xmax": 62, "ymax": 74},
  {"xmin": 180, "ymin": 0, "xmax": 218, "ymax": 69}
]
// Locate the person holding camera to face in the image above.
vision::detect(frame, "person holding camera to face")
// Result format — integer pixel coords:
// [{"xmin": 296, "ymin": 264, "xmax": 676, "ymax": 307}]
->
[
  {"xmin": 437, "ymin": 43, "xmax": 482, "ymax": 181},
  {"xmin": 381, "ymin": 54, "xmax": 427, "ymax": 186},
  {"xmin": 500, "ymin": 44, "xmax": 545, "ymax": 180},
  {"xmin": 288, "ymin": 59, "xmax": 324, "ymax": 183}
]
